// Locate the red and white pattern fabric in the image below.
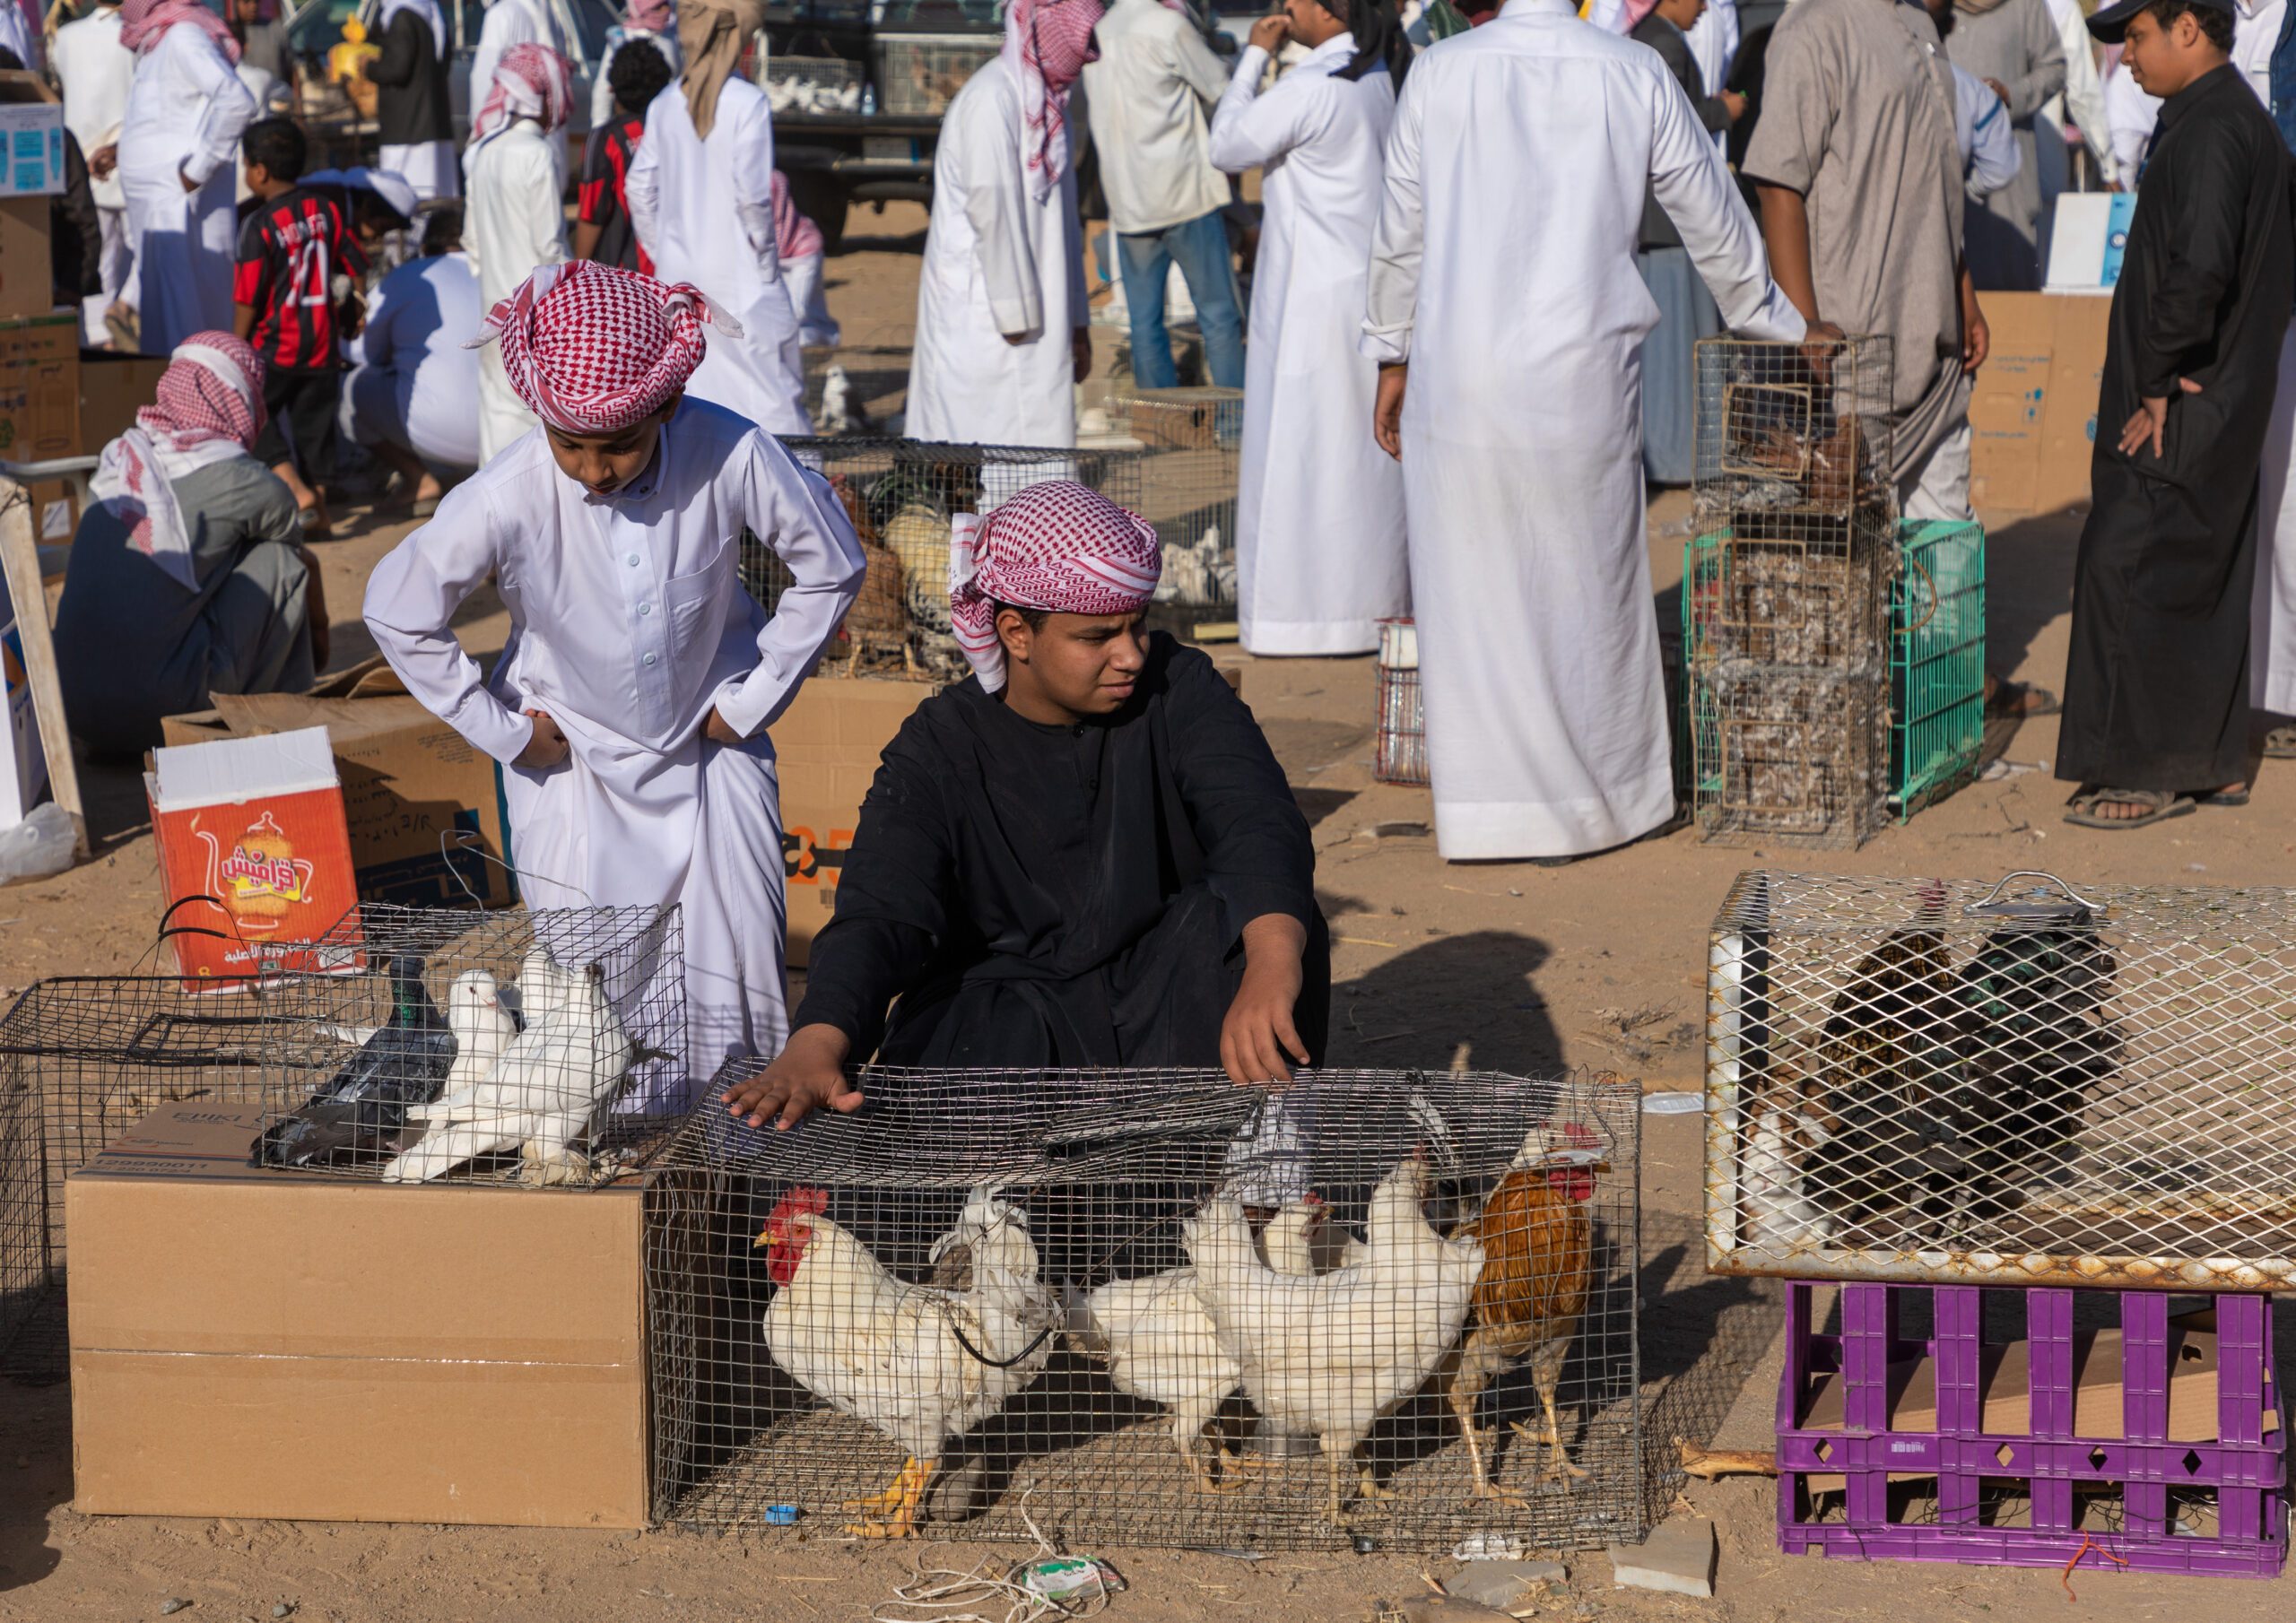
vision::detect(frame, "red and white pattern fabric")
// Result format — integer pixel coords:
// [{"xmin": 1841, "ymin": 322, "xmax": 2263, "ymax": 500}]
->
[
  {"xmin": 91, "ymin": 331, "xmax": 268, "ymax": 591},
  {"xmin": 471, "ymin": 260, "xmax": 738, "ymax": 436},
  {"xmin": 118, "ymin": 0, "xmax": 241, "ymax": 60},
  {"xmin": 468, "ymin": 42, "xmax": 573, "ymax": 152},
  {"xmin": 771, "ymin": 171, "xmax": 823, "ymax": 263},
  {"xmin": 947, "ymin": 479, "xmax": 1161, "ymax": 692},
  {"xmin": 1002, "ymin": 0, "xmax": 1103, "ymax": 204}
]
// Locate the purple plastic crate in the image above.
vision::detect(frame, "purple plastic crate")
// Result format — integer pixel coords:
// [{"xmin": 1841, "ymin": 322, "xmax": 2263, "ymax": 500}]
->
[{"xmin": 1777, "ymin": 1282, "xmax": 2288, "ymax": 1577}]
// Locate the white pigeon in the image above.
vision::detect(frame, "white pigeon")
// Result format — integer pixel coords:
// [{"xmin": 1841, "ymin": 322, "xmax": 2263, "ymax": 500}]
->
[
  {"xmin": 443, "ymin": 968, "xmax": 520, "ymax": 1090},
  {"xmin": 379, "ymin": 954, "xmax": 646, "ymax": 1185}
]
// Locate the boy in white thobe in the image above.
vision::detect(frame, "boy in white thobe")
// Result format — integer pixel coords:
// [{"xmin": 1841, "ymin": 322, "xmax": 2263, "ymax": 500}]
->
[
  {"xmin": 54, "ymin": 0, "xmax": 135, "ymax": 347},
  {"xmin": 625, "ymin": 0, "xmax": 810, "ymax": 437},
  {"xmin": 1209, "ymin": 0, "xmax": 1407, "ymax": 655},
  {"xmin": 110, "ymin": 0, "xmax": 257, "ymax": 358},
  {"xmin": 907, "ymin": 0, "xmax": 1100, "ymax": 447},
  {"xmin": 1362, "ymin": 0, "xmax": 1803, "ymax": 863},
  {"xmin": 467, "ymin": 45, "xmax": 572, "ymax": 463},
  {"xmin": 364, "ymin": 262, "xmax": 867, "ymax": 1099}
]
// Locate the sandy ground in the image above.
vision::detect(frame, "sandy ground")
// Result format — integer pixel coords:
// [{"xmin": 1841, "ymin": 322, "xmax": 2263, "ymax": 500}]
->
[{"xmin": 4, "ymin": 203, "xmax": 2296, "ymax": 1619}]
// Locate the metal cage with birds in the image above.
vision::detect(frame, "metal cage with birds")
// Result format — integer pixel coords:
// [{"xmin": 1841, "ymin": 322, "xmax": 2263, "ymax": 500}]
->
[
  {"xmin": 1703, "ymin": 869, "xmax": 2296, "ymax": 1292},
  {"xmin": 645, "ymin": 1066, "xmax": 1643, "ymax": 1553},
  {"xmin": 1089, "ymin": 386, "xmax": 1244, "ymax": 618},
  {"xmin": 246, "ymin": 903, "xmax": 688, "ymax": 1189}
]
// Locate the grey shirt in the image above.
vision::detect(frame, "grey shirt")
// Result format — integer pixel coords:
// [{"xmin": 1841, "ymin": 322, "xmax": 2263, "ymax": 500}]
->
[
  {"xmin": 54, "ymin": 455, "xmax": 312, "ymax": 757},
  {"xmin": 1945, "ymin": 0, "xmax": 2066, "ymax": 291},
  {"xmin": 1743, "ymin": 0, "xmax": 1970, "ymax": 480}
]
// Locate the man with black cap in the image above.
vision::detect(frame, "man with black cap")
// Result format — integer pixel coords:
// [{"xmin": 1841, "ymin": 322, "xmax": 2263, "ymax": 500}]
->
[{"xmin": 2057, "ymin": 0, "xmax": 2293, "ymax": 827}]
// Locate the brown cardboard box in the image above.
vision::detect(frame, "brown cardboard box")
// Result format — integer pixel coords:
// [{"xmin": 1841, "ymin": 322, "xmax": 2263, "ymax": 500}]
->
[
  {"xmin": 77, "ymin": 352, "xmax": 170, "ymax": 451},
  {"xmin": 2032, "ymin": 296, "xmax": 2112, "ymax": 515},
  {"xmin": 1966, "ymin": 291, "xmax": 2113, "ymax": 516},
  {"xmin": 68, "ymin": 1104, "xmax": 653, "ymax": 1527},
  {"xmin": 0, "ymin": 198, "xmax": 47, "ymax": 323},
  {"xmin": 769, "ymin": 674, "xmax": 935, "ymax": 967},
  {"xmin": 0, "ymin": 314, "xmax": 79, "ymax": 463},
  {"xmin": 161, "ymin": 658, "xmax": 518, "ymax": 909}
]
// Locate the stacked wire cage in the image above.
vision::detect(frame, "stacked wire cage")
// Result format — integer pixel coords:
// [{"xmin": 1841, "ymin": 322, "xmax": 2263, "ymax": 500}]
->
[
  {"xmin": 246, "ymin": 903, "xmax": 687, "ymax": 1189},
  {"xmin": 1702, "ymin": 870, "xmax": 2296, "ymax": 1573},
  {"xmin": 1094, "ymin": 386, "xmax": 1244, "ymax": 616},
  {"xmin": 744, "ymin": 438, "xmax": 1189, "ymax": 679},
  {"xmin": 1892, "ymin": 519, "xmax": 1987, "ymax": 818},
  {"xmin": 1685, "ymin": 336, "xmax": 1897, "ymax": 848},
  {"xmin": 874, "ymin": 31, "xmax": 999, "ymax": 116},
  {"xmin": 1374, "ymin": 616, "xmax": 1429, "ymax": 787},
  {"xmin": 648, "ymin": 1066, "xmax": 1643, "ymax": 1553}
]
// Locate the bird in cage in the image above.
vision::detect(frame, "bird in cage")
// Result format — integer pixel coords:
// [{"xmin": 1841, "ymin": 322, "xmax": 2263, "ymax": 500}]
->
[
  {"xmin": 1741, "ymin": 1101, "xmax": 1835, "ymax": 1249},
  {"xmin": 755, "ymin": 1182, "xmax": 1059, "ymax": 1540},
  {"xmin": 1183, "ymin": 1153, "xmax": 1485, "ymax": 1527},
  {"xmin": 1443, "ymin": 1119, "xmax": 1608, "ymax": 1500},
  {"xmin": 378, "ymin": 950, "xmax": 654, "ymax": 1185},
  {"xmin": 1061, "ymin": 1196, "xmax": 1335, "ymax": 1494},
  {"xmin": 257, "ymin": 956, "xmax": 462, "ymax": 1168}
]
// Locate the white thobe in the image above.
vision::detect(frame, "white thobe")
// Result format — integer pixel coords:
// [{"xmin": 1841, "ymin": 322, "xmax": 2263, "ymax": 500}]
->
[
  {"xmin": 468, "ymin": 121, "xmax": 569, "ymax": 463},
  {"xmin": 907, "ymin": 57, "xmax": 1084, "ymax": 447},
  {"xmin": 378, "ymin": 142, "xmax": 461, "ymax": 203},
  {"xmin": 1362, "ymin": 0, "xmax": 1803, "ymax": 861},
  {"xmin": 0, "ymin": 0, "xmax": 36, "ymax": 72},
  {"xmin": 2103, "ymin": 61, "xmax": 2160, "ymax": 182},
  {"xmin": 344, "ymin": 250, "xmax": 485, "ymax": 471},
  {"xmin": 1954, "ymin": 61, "xmax": 2021, "ymax": 196},
  {"xmin": 2231, "ymin": 8, "xmax": 2296, "ymax": 714},
  {"xmin": 54, "ymin": 6, "xmax": 135, "ymax": 344},
  {"xmin": 2036, "ymin": 0, "xmax": 2118, "ymax": 226},
  {"xmin": 363, "ymin": 398, "xmax": 867, "ymax": 1098},
  {"xmin": 119, "ymin": 25, "xmax": 256, "ymax": 357},
  {"xmin": 1209, "ymin": 38, "xmax": 1405, "ymax": 655},
  {"xmin": 625, "ymin": 79, "xmax": 811, "ymax": 437}
]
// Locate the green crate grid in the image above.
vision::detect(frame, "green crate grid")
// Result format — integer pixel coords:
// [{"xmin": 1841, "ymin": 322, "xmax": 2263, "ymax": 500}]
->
[{"xmin": 1890, "ymin": 517, "xmax": 1987, "ymax": 818}]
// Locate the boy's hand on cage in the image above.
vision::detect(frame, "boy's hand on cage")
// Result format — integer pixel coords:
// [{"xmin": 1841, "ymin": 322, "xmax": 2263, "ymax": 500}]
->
[
  {"xmin": 726, "ymin": 1024, "xmax": 863, "ymax": 1130},
  {"xmin": 516, "ymin": 709, "xmax": 570, "ymax": 769}
]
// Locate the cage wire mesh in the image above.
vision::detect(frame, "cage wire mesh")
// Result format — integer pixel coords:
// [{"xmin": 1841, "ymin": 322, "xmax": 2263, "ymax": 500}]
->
[
  {"xmin": 248, "ymin": 903, "xmax": 687, "ymax": 1189},
  {"xmin": 875, "ymin": 34, "xmax": 998, "ymax": 116},
  {"xmin": 1702, "ymin": 869, "xmax": 2296, "ymax": 1293},
  {"xmin": 1892, "ymin": 518, "xmax": 1987, "ymax": 819},
  {"xmin": 757, "ymin": 53, "xmax": 865, "ymax": 114},
  {"xmin": 647, "ymin": 1066, "xmax": 1642, "ymax": 1553},
  {"xmin": 1375, "ymin": 617, "xmax": 1428, "ymax": 787},
  {"xmin": 1091, "ymin": 386, "xmax": 1243, "ymax": 614},
  {"xmin": 1686, "ymin": 334, "xmax": 1899, "ymax": 850}
]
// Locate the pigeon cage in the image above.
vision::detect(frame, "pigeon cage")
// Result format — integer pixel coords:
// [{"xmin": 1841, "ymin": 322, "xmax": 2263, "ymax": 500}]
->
[
  {"xmin": 743, "ymin": 438, "xmax": 1152, "ymax": 680},
  {"xmin": 874, "ymin": 30, "xmax": 1000, "ymax": 117},
  {"xmin": 1702, "ymin": 869, "xmax": 2296, "ymax": 1292},
  {"xmin": 1094, "ymin": 386, "xmax": 1244, "ymax": 620},
  {"xmin": 1374, "ymin": 617, "xmax": 1429, "ymax": 787},
  {"xmin": 246, "ymin": 903, "xmax": 687, "ymax": 1189},
  {"xmin": 644, "ymin": 1066, "xmax": 1644, "ymax": 1553},
  {"xmin": 1685, "ymin": 334, "xmax": 1898, "ymax": 850}
]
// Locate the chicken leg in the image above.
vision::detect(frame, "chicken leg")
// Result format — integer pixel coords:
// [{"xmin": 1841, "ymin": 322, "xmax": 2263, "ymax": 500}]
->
[{"xmin": 842, "ymin": 1456, "xmax": 932, "ymax": 1538}]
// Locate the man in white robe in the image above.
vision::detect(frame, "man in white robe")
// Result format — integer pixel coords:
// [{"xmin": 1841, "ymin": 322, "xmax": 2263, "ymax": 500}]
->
[
  {"xmin": 1210, "ymin": 1, "xmax": 1407, "ymax": 655},
  {"xmin": 344, "ymin": 206, "xmax": 485, "ymax": 500},
  {"xmin": 625, "ymin": 0, "xmax": 811, "ymax": 436},
  {"xmin": 1361, "ymin": 0, "xmax": 1804, "ymax": 863},
  {"xmin": 2235, "ymin": 0, "xmax": 2296, "ymax": 751},
  {"xmin": 467, "ymin": 45, "xmax": 572, "ymax": 463},
  {"xmin": 107, "ymin": 0, "xmax": 257, "ymax": 358},
  {"xmin": 906, "ymin": 0, "xmax": 1100, "ymax": 448},
  {"xmin": 471, "ymin": 0, "xmax": 570, "ymax": 142},
  {"xmin": 365, "ymin": 262, "xmax": 866, "ymax": 1098},
  {"xmin": 54, "ymin": 0, "xmax": 135, "ymax": 347}
]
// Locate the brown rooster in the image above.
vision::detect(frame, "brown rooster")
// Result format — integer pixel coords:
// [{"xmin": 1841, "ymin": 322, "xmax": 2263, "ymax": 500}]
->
[{"xmin": 1445, "ymin": 1118, "xmax": 1607, "ymax": 1502}]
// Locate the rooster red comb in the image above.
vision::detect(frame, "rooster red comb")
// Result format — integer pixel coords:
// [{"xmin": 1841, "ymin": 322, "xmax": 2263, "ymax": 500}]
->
[{"xmin": 774, "ymin": 1185, "xmax": 830, "ymax": 1219}]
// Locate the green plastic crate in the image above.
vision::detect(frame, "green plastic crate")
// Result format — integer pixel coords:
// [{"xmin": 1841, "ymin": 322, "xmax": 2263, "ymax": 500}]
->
[{"xmin": 1891, "ymin": 517, "xmax": 1987, "ymax": 817}]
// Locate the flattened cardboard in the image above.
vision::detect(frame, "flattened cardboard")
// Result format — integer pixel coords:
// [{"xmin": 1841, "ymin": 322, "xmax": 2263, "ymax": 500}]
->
[
  {"xmin": 0, "ymin": 199, "xmax": 47, "ymax": 324},
  {"xmin": 770, "ymin": 674, "xmax": 934, "ymax": 967},
  {"xmin": 1966, "ymin": 292, "xmax": 2113, "ymax": 517},
  {"xmin": 68, "ymin": 1105, "xmax": 652, "ymax": 1528},
  {"xmin": 77, "ymin": 352, "xmax": 169, "ymax": 450},
  {"xmin": 0, "ymin": 315, "xmax": 79, "ymax": 463}
]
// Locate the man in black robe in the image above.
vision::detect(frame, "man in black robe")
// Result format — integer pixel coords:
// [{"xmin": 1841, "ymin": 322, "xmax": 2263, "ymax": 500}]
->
[
  {"xmin": 724, "ymin": 482, "xmax": 1328, "ymax": 1131},
  {"xmin": 2057, "ymin": 0, "xmax": 2295, "ymax": 826}
]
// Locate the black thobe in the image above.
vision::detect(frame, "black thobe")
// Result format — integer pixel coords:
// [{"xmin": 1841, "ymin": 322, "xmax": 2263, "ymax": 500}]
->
[
  {"xmin": 793, "ymin": 635, "xmax": 1330, "ymax": 1068},
  {"xmin": 2057, "ymin": 65, "xmax": 2296, "ymax": 794}
]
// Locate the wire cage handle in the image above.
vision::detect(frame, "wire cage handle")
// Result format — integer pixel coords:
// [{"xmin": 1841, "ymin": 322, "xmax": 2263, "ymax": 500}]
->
[
  {"xmin": 1964, "ymin": 870, "xmax": 2104, "ymax": 917},
  {"xmin": 1892, "ymin": 549, "xmax": 1939, "ymax": 637}
]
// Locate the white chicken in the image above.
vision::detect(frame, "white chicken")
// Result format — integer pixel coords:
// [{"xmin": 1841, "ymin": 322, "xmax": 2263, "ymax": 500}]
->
[
  {"xmin": 1061, "ymin": 1197, "xmax": 1332, "ymax": 1493},
  {"xmin": 1184, "ymin": 1155, "xmax": 1485, "ymax": 1526},
  {"xmin": 755, "ymin": 1183, "xmax": 1059, "ymax": 1539}
]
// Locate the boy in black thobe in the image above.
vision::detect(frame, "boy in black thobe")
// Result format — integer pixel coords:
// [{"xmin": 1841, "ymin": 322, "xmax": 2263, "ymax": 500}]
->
[{"xmin": 2057, "ymin": 0, "xmax": 2295, "ymax": 827}]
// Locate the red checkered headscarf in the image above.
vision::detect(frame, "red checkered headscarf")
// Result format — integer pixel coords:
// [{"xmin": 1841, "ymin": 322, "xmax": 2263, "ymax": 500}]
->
[
  {"xmin": 119, "ymin": 0, "xmax": 242, "ymax": 60},
  {"xmin": 469, "ymin": 43, "xmax": 573, "ymax": 152},
  {"xmin": 93, "ymin": 333, "xmax": 267, "ymax": 592},
  {"xmin": 1003, "ymin": 0, "xmax": 1102, "ymax": 203},
  {"xmin": 948, "ymin": 481, "xmax": 1161, "ymax": 693},
  {"xmin": 471, "ymin": 261, "xmax": 735, "ymax": 437}
]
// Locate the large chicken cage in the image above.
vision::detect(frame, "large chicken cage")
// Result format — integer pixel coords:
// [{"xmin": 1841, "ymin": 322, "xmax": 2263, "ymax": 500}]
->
[
  {"xmin": 1703, "ymin": 869, "xmax": 2296, "ymax": 1294},
  {"xmin": 646, "ymin": 1066, "xmax": 1645, "ymax": 1553},
  {"xmin": 244, "ymin": 903, "xmax": 687, "ymax": 1189}
]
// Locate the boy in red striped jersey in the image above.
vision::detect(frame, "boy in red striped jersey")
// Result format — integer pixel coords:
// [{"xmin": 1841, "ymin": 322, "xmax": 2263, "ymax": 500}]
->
[
  {"xmin": 573, "ymin": 40, "xmax": 673, "ymax": 273},
  {"xmin": 232, "ymin": 117, "xmax": 369, "ymax": 534}
]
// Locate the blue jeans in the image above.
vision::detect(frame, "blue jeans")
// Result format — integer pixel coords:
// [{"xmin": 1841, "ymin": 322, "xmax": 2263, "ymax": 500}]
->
[{"xmin": 1116, "ymin": 209, "xmax": 1245, "ymax": 390}]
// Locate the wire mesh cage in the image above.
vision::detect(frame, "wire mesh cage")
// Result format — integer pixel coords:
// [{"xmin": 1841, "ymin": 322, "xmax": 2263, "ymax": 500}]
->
[
  {"xmin": 248, "ymin": 904, "xmax": 687, "ymax": 1188},
  {"xmin": 1702, "ymin": 869, "xmax": 2296, "ymax": 1293},
  {"xmin": 647, "ymin": 1067, "xmax": 1643, "ymax": 1552},
  {"xmin": 875, "ymin": 34, "xmax": 998, "ymax": 116},
  {"xmin": 0, "ymin": 975, "xmax": 314, "ymax": 1376},
  {"xmin": 1093, "ymin": 387, "xmax": 1242, "ymax": 612},
  {"xmin": 758, "ymin": 53, "xmax": 865, "ymax": 115},
  {"xmin": 1375, "ymin": 617, "xmax": 1429, "ymax": 788},
  {"xmin": 1692, "ymin": 334, "xmax": 1896, "ymax": 534},
  {"xmin": 1892, "ymin": 518, "xmax": 1987, "ymax": 819},
  {"xmin": 1685, "ymin": 658, "xmax": 1888, "ymax": 849}
]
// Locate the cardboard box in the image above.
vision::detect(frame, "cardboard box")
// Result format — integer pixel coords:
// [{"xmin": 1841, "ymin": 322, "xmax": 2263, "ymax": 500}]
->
[
  {"xmin": 769, "ymin": 674, "xmax": 934, "ymax": 966},
  {"xmin": 0, "ymin": 72, "xmax": 62, "ymax": 199},
  {"xmin": 162, "ymin": 658, "xmax": 518, "ymax": 909},
  {"xmin": 0, "ymin": 197, "xmax": 48, "ymax": 323},
  {"xmin": 68, "ymin": 1105, "xmax": 653, "ymax": 1528},
  {"xmin": 0, "ymin": 314, "xmax": 78, "ymax": 463},
  {"xmin": 1967, "ymin": 291, "xmax": 2113, "ymax": 516},
  {"xmin": 146, "ymin": 726, "xmax": 362, "ymax": 985},
  {"xmin": 78, "ymin": 351, "xmax": 169, "ymax": 450}
]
